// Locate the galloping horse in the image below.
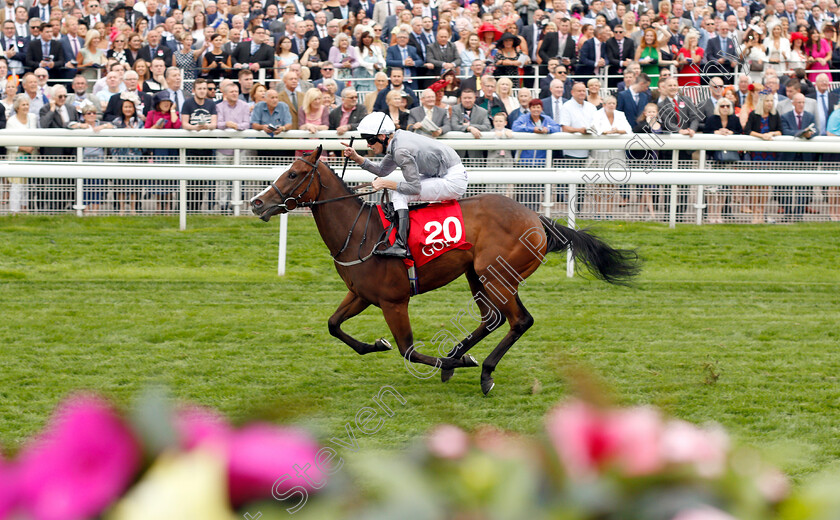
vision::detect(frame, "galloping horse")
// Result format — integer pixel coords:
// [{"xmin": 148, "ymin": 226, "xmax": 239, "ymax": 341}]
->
[{"xmin": 250, "ymin": 147, "xmax": 640, "ymax": 394}]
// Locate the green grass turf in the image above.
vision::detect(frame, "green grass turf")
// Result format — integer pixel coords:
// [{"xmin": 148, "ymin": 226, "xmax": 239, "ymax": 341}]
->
[{"xmin": 0, "ymin": 215, "xmax": 839, "ymax": 480}]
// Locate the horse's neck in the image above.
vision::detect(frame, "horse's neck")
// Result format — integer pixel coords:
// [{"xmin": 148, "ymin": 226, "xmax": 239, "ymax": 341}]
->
[{"xmin": 310, "ymin": 174, "xmax": 380, "ymax": 256}]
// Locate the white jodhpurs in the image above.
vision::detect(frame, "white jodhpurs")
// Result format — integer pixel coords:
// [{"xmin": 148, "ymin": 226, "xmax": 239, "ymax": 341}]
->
[{"xmin": 390, "ymin": 164, "xmax": 468, "ymax": 210}]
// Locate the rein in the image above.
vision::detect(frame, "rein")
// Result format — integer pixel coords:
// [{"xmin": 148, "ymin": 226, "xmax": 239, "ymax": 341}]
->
[{"xmin": 266, "ymin": 155, "xmax": 384, "ymax": 266}]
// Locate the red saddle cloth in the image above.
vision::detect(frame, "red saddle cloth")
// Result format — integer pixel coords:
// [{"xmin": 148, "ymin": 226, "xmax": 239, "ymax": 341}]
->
[{"xmin": 376, "ymin": 200, "xmax": 473, "ymax": 268}]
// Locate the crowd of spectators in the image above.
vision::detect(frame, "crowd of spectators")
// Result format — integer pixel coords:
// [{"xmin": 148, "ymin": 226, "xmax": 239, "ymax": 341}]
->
[{"xmin": 0, "ymin": 0, "xmax": 839, "ymax": 219}]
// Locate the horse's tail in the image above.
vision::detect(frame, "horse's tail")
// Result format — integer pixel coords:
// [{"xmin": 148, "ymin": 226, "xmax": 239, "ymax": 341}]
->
[{"xmin": 540, "ymin": 216, "xmax": 641, "ymax": 286}]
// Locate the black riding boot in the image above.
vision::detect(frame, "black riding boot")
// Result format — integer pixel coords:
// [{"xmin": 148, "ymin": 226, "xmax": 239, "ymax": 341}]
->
[{"xmin": 376, "ymin": 209, "xmax": 412, "ymax": 259}]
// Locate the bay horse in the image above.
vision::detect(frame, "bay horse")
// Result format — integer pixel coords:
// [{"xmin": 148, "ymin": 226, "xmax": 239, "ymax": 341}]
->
[{"xmin": 250, "ymin": 146, "xmax": 640, "ymax": 395}]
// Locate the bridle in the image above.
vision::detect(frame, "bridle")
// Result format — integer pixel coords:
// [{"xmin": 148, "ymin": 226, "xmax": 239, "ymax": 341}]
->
[{"xmin": 261, "ymin": 155, "xmax": 385, "ymax": 266}]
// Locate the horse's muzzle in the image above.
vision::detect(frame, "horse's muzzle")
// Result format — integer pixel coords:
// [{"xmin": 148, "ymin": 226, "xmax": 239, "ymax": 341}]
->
[{"xmin": 250, "ymin": 198, "xmax": 286, "ymax": 221}]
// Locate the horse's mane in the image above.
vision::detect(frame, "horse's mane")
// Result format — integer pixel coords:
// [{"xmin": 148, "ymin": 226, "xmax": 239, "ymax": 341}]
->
[{"xmin": 322, "ymin": 161, "xmax": 364, "ymax": 206}]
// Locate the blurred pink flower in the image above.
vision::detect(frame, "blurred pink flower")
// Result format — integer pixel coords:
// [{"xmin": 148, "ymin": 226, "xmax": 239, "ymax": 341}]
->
[
  {"xmin": 546, "ymin": 401, "xmax": 664, "ymax": 478},
  {"xmin": 0, "ymin": 453, "xmax": 18, "ymax": 520},
  {"xmin": 227, "ymin": 423, "xmax": 325, "ymax": 506},
  {"xmin": 661, "ymin": 420, "xmax": 729, "ymax": 478},
  {"xmin": 756, "ymin": 467, "xmax": 790, "ymax": 503},
  {"xmin": 174, "ymin": 405, "xmax": 234, "ymax": 450},
  {"xmin": 671, "ymin": 506, "xmax": 737, "ymax": 520},
  {"xmin": 16, "ymin": 394, "xmax": 141, "ymax": 520},
  {"xmin": 427, "ymin": 425, "xmax": 470, "ymax": 460}
]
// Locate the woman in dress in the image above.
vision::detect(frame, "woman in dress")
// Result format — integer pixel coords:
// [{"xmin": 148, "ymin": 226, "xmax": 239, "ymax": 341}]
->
[
  {"xmin": 77, "ymin": 29, "xmax": 108, "ymax": 82},
  {"xmin": 741, "ymin": 29, "xmax": 768, "ymax": 84},
  {"xmin": 764, "ymin": 23, "xmax": 790, "ymax": 74},
  {"xmin": 576, "ymin": 23, "xmax": 594, "ymax": 52},
  {"xmin": 329, "ymin": 33, "xmax": 359, "ymax": 82},
  {"xmin": 636, "ymin": 28, "xmax": 661, "ymax": 87},
  {"xmin": 460, "ymin": 32, "xmax": 486, "ymax": 68},
  {"xmin": 189, "ymin": 10, "xmax": 208, "ymax": 48},
  {"xmin": 133, "ymin": 58, "xmax": 150, "ymax": 88},
  {"xmin": 657, "ymin": 0, "xmax": 672, "ymax": 24},
  {"xmin": 704, "ymin": 97, "xmax": 743, "ymax": 223},
  {"xmin": 677, "ymin": 30, "xmax": 703, "ymax": 86},
  {"xmin": 202, "ymin": 32, "xmax": 231, "ymax": 83},
  {"xmin": 805, "ymin": 27, "xmax": 832, "ymax": 81},
  {"xmin": 298, "ymin": 87, "xmax": 330, "ymax": 134},
  {"xmin": 174, "ymin": 31, "xmax": 205, "ymax": 94},
  {"xmin": 788, "ymin": 31, "xmax": 808, "ymax": 70},
  {"xmin": 354, "ymin": 31, "xmax": 383, "ymax": 92},
  {"xmin": 587, "ymin": 78, "xmax": 603, "ymax": 109},
  {"xmin": 6, "ymin": 94, "xmax": 38, "ymax": 214},
  {"xmin": 109, "ymin": 97, "xmax": 144, "ymax": 214},
  {"xmin": 744, "ymin": 94, "xmax": 782, "ymax": 223},
  {"xmin": 496, "ymin": 76, "xmax": 517, "ymax": 113},
  {"xmin": 591, "ymin": 95, "xmax": 632, "ymax": 216},
  {"xmin": 107, "ymin": 33, "xmax": 130, "ymax": 66},
  {"xmin": 301, "ymin": 35, "xmax": 328, "ymax": 81},
  {"xmin": 274, "ymin": 37, "xmax": 299, "ymax": 80},
  {"xmin": 493, "ymin": 32, "xmax": 523, "ymax": 78}
]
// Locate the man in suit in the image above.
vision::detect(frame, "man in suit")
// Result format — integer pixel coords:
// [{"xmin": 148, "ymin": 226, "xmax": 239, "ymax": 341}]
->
[
  {"xmin": 318, "ymin": 19, "xmax": 340, "ymax": 56},
  {"xmin": 28, "ymin": 0, "xmax": 52, "ymax": 26},
  {"xmin": 59, "ymin": 15, "xmax": 83, "ymax": 78},
  {"xmin": 605, "ymin": 24, "xmax": 635, "ymax": 88},
  {"xmin": 138, "ymin": 29, "xmax": 174, "ymax": 67},
  {"xmin": 407, "ymin": 88, "xmax": 450, "ymax": 137},
  {"xmin": 541, "ymin": 78, "xmax": 567, "ymax": 123},
  {"xmin": 616, "ymin": 72, "xmax": 651, "ymax": 124},
  {"xmin": 164, "ymin": 66, "xmax": 186, "ymax": 111},
  {"xmin": 373, "ymin": 67, "xmax": 417, "ymax": 112},
  {"xmin": 13, "ymin": 6, "xmax": 29, "ymax": 38},
  {"xmin": 780, "ymin": 93, "xmax": 817, "ymax": 219},
  {"xmin": 372, "ymin": 0, "xmax": 402, "ymax": 28},
  {"xmin": 449, "ymin": 88, "xmax": 491, "ymax": 160},
  {"xmin": 330, "ymin": 0, "xmax": 355, "ymax": 20},
  {"xmin": 223, "ymin": 27, "xmax": 242, "ymax": 55},
  {"xmin": 576, "ymin": 25, "xmax": 610, "ymax": 81},
  {"xmin": 806, "ymin": 73, "xmax": 839, "ymax": 135},
  {"xmin": 81, "ymin": 0, "xmax": 105, "ymax": 27},
  {"xmin": 537, "ymin": 17, "xmax": 575, "ymax": 75},
  {"xmin": 25, "ymin": 23, "xmax": 64, "ymax": 75},
  {"xmin": 104, "ymin": 70, "xmax": 152, "ymax": 120},
  {"xmin": 66, "ymin": 74, "xmax": 101, "ymax": 115},
  {"xmin": 37, "ymin": 83, "xmax": 77, "ymax": 209},
  {"xmin": 408, "ymin": 17, "xmax": 431, "ymax": 64},
  {"xmin": 507, "ymin": 88, "xmax": 533, "ymax": 127},
  {"xmin": 232, "ymin": 26, "xmax": 274, "ymax": 72},
  {"xmin": 276, "ymin": 70, "xmax": 301, "ymax": 129},
  {"xmin": 423, "ymin": 27, "xmax": 459, "ymax": 79},
  {"xmin": 538, "ymin": 59, "xmax": 573, "ymax": 99},
  {"xmin": 698, "ymin": 76, "xmax": 726, "ymax": 131},
  {"xmin": 142, "ymin": 0, "xmax": 166, "ymax": 29},
  {"xmin": 777, "ymin": 80, "xmax": 816, "ymax": 115},
  {"xmin": 313, "ymin": 64, "xmax": 345, "ymax": 95},
  {"xmin": 658, "ymin": 77, "xmax": 700, "ymax": 216},
  {"xmin": 289, "ymin": 20, "xmax": 309, "ymax": 56},
  {"xmin": 330, "ymin": 87, "xmax": 367, "ymax": 135},
  {"xmin": 0, "ymin": 0, "xmax": 15, "ymax": 25},
  {"xmin": 460, "ymin": 59, "xmax": 485, "ymax": 92},
  {"xmin": 1, "ymin": 20, "xmax": 27, "ymax": 76},
  {"xmin": 386, "ymin": 31, "xmax": 422, "ymax": 86},
  {"xmin": 703, "ymin": 23, "xmax": 738, "ymax": 81}
]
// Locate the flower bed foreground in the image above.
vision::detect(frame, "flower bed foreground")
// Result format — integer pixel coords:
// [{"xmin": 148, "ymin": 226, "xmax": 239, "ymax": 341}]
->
[{"xmin": 0, "ymin": 393, "xmax": 836, "ymax": 520}]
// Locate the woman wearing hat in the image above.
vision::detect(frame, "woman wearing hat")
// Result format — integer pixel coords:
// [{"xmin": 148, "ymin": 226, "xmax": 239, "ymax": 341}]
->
[
  {"xmin": 789, "ymin": 31, "xmax": 808, "ymax": 70},
  {"xmin": 493, "ymin": 32, "xmax": 524, "ymax": 78},
  {"xmin": 477, "ymin": 22, "xmax": 502, "ymax": 56}
]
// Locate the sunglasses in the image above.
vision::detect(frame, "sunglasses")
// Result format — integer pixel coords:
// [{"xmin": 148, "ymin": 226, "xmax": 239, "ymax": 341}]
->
[
  {"xmin": 363, "ymin": 135, "xmax": 379, "ymax": 145},
  {"xmin": 322, "ymin": 67, "xmax": 334, "ymax": 71},
  {"xmin": 720, "ymin": 104, "xmax": 731, "ymax": 107},
  {"xmin": 56, "ymin": 94, "xmax": 66, "ymax": 98}
]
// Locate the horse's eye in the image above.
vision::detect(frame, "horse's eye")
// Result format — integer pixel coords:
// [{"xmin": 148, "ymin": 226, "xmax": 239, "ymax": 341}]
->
[{"xmin": 288, "ymin": 172, "xmax": 297, "ymax": 179}]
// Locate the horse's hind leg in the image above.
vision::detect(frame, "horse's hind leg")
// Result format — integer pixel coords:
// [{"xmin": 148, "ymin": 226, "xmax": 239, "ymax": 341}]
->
[
  {"xmin": 440, "ymin": 268, "xmax": 505, "ymax": 383},
  {"xmin": 328, "ymin": 291, "xmax": 392, "ymax": 355},
  {"xmin": 478, "ymin": 293, "xmax": 534, "ymax": 396}
]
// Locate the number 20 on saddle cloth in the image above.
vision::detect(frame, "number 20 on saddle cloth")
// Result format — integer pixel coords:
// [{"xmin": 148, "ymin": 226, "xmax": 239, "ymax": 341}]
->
[{"xmin": 376, "ymin": 200, "xmax": 473, "ymax": 268}]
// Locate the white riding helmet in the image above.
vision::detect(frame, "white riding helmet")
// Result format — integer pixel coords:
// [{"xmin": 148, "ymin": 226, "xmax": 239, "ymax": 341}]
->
[{"xmin": 357, "ymin": 112, "xmax": 396, "ymax": 138}]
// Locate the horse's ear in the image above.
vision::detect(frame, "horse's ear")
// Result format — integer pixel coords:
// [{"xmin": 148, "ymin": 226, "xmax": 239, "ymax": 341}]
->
[{"xmin": 311, "ymin": 145, "xmax": 323, "ymax": 161}]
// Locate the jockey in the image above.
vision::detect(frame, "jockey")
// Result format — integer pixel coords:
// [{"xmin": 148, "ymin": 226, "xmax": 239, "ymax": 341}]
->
[{"xmin": 342, "ymin": 112, "xmax": 469, "ymax": 259}]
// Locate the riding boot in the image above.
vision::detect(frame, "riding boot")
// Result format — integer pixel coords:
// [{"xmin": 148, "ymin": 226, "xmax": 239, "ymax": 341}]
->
[{"xmin": 376, "ymin": 209, "xmax": 412, "ymax": 259}]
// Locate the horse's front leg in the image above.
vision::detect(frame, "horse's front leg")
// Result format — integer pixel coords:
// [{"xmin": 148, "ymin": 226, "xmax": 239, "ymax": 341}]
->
[
  {"xmin": 328, "ymin": 291, "xmax": 392, "ymax": 355},
  {"xmin": 380, "ymin": 300, "xmax": 446, "ymax": 371}
]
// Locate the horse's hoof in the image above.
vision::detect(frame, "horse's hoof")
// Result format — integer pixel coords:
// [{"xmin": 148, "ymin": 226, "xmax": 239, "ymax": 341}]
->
[
  {"xmin": 441, "ymin": 368, "xmax": 454, "ymax": 382},
  {"xmin": 481, "ymin": 376, "xmax": 495, "ymax": 396},
  {"xmin": 462, "ymin": 354, "xmax": 479, "ymax": 368},
  {"xmin": 375, "ymin": 338, "xmax": 392, "ymax": 351}
]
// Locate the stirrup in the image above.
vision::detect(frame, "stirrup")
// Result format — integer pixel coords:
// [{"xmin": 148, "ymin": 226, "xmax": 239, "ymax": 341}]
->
[{"xmin": 375, "ymin": 244, "xmax": 410, "ymax": 258}]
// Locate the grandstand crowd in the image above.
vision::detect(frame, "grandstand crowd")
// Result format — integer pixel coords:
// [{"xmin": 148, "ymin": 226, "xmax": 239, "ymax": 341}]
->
[{"xmin": 1, "ymin": 0, "xmax": 840, "ymax": 219}]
